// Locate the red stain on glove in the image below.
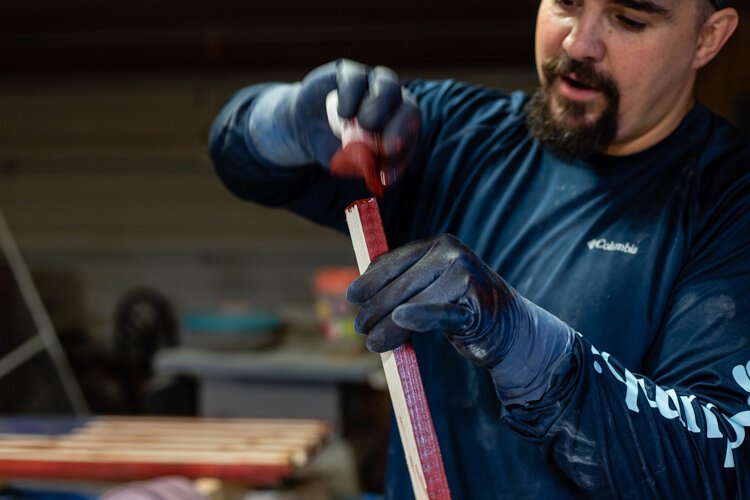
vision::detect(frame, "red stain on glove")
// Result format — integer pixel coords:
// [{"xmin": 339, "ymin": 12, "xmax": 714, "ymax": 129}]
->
[{"xmin": 330, "ymin": 142, "xmax": 384, "ymax": 198}]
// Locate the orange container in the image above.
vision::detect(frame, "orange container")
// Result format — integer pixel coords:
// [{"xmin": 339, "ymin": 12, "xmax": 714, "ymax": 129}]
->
[{"xmin": 313, "ymin": 267, "xmax": 362, "ymax": 347}]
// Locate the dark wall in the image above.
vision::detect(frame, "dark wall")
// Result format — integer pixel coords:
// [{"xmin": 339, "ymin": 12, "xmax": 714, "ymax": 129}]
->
[
  {"xmin": 2, "ymin": 1, "xmax": 747, "ymax": 127},
  {"xmin": 0, "ymin": 1, "xmax": 538, "ymax": 72}
]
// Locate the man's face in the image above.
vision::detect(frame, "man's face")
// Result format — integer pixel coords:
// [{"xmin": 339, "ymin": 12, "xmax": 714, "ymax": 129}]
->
[{"xmin": 529, "ymin": 0, "xmax": 704, "ymax": 158}]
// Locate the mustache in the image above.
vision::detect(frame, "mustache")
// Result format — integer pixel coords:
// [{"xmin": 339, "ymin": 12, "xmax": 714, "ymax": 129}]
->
[{"xmin": 542, "ymin": 56, "xmax": 618, "ymax": 96}]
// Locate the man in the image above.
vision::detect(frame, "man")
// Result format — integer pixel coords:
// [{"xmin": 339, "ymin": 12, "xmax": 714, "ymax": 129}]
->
[{"xmin": 210, "ymin": 0, "xmax": 749, "ymax": 497}]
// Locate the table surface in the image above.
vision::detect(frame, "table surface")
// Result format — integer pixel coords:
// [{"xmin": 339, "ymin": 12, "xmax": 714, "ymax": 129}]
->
[
  {"xmin": 155, "ymin": 335, "xmax": 384, "ymax": 386},
  {"xmin": 0, "ymin": 416, "xmax": 331, "ymax": 485}
]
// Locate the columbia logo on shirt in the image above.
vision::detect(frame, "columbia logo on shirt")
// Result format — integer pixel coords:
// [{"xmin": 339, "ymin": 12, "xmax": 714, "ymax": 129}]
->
[{"xmin": 587, "ymin": 238, "xmax": 639, "ymax": 255}]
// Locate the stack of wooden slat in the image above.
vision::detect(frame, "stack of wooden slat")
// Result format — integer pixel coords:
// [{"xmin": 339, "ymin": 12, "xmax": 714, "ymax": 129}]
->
[{"xmin": 0, "ymin": 416, "xmax": 331, "ymax": 485}]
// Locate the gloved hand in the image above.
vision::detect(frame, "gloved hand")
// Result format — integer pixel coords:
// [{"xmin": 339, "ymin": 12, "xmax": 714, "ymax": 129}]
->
[
  {"xmin": 248, "ymin": 59, "xmax": 421, "ymax": 195},
  {"xmin": 347, "ymin": 234, "xmax": 575, "ymax": 404}
]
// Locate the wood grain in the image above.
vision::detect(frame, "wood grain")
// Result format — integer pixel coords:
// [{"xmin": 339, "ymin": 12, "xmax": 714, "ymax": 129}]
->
[{"xmin": 0, "ymin": 416, "xmax": 330, "ymax": 485}]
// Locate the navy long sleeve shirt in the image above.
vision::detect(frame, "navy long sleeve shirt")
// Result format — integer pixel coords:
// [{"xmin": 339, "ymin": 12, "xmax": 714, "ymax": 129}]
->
[{"xmin": 209, "ymin": 79, "xmax": 750, "ymax": 498}]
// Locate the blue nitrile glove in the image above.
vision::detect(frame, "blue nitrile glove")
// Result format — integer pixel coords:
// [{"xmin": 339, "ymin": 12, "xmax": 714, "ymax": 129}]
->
[
  {"xmin": 347, "ymin": 234, "xmax": 575, "ymax": 405},
  {"xmin": 248, "ymin": 59, "xmax": 420, "ymax": 191}
]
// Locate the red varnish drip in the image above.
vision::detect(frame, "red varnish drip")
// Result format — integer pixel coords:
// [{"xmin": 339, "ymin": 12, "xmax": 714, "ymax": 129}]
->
[{"xmin": 331, "ymin": 142, "xmax": 384, "ymax": 197}]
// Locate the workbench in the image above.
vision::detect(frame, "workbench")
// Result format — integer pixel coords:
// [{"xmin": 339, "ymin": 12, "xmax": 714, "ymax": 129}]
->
[
  {"xmin": 154, "ymin": 336, "xmax": 385, "ymax": 424},
  {"xmin": 153, "ymin": 335, "xmax": 390, "ymax": 494}
]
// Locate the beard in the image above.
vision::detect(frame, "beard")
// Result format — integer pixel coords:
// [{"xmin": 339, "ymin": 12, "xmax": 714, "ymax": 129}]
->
[{"xmin": 525, "ymin": 55, "xmax": 620, "ymax": 161}]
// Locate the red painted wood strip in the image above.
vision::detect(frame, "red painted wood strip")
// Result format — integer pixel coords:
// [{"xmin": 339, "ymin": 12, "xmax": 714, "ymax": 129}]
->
[
  {"xmin": 0, "ymin": 459, "xmax": 291, "ymax": 485},
  {"xmin": 346, "ymin": 198, "xmax": 451, "ymax": 500},
  {"xmin": 352, "ymin": 198, "xmax": 389, "ymax": 262},
  {"xmin": 392, "ymin": 343, "xmax": 451, "ymax": 499}
]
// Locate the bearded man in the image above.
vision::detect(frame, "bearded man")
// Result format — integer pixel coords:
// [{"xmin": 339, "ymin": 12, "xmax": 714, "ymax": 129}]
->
[{"xmin": 210, "ymin": 0, "xmax": 749, "ymax": 497}]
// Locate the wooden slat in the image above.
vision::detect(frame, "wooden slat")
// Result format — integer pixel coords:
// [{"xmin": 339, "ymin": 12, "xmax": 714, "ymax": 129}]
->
[
  {"xmin": 0, "ymin": 416, "xmax": 331, "ymax": 485},
  {"xmin": 346, "ymin": 198, "xmax": 451, "ymax": 500},
  {"xmin": 0, "ymin": 448, "xmax": 296, "ymax": 465},
  {"xmin": 0, "ymin": 459, "xmax": 290, "ymax": 484},
  {"xmin": 0, "ymin": 437, "xmax": 313, "ymax": 457}
]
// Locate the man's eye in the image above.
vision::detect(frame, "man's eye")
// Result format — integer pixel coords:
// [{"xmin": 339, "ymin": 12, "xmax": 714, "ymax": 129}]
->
[
  {"xmin": 617, "ymin": 15, "xmax": 647, "ymax": 31},
  {"xmin": 556, "ymin": 0, "xmax": 578, "ymax": 8}
]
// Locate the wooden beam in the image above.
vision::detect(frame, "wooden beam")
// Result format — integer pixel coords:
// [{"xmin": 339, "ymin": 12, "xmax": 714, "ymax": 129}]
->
[{"xmin": 346, "ymin": 198, "xmax": 451, "ymax": 500}]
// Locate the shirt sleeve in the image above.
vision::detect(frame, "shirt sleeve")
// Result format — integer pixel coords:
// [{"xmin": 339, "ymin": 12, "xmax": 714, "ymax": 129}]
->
[{"xmin": 502, "ymin": 161, "xmax": 750, "ymax": 497}]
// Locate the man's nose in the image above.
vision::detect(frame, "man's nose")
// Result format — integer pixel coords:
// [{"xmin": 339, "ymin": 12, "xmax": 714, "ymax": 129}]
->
[{"xmin": 561, "ymin": 14, "xmax": 606, "ymax": 62}]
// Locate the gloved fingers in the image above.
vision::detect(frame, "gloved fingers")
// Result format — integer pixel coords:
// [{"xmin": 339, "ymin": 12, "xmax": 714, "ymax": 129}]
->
[
  {"xmin": 336, "ymin": 59, "xmax": 370, "ymax": 119},
  {"xmin": 379, "ymin": 97, "xmax": 421, "ymax": 184},
  {"xmin": 384, "ymin": 259, "xmax": 476, "ymax": 332},
  {"xmin": 299, "ymin": 61, "xmax": 340, "ymax": 105},
  {"xmin": 348, "ymin": 238, "xmax": 438, "ymax": 305},
  {"xmin": 381, "ymin": 96, "xmax": 420, "ymax": 160},
  {"xmin": 353, "ymin": 259, "xmax": 440, "ymax": 334},
  {"xmin": 298, "ymin": 67, "xmax": 342, "ymax": 168},
  {"xmin": 392, "ymin": 303, "xmax": 475, "ymax": 334},
  {"xmin": 352, "ymin": 241, "xmax": 465, "ymax": 334},
  {"xmin": 358, "ymin": 66, "xmax": 403, "ymax": 131},
  {"xmin": 364, "ymin": 314, "xmax": 413, "ymax": 353},
  {"xmin": 364, "ymin": 302, "xmax": 473, "ymax": 354}
]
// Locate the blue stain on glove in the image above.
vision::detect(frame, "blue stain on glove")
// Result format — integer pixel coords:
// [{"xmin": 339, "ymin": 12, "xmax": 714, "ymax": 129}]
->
[{"xmin": 348, "ymin": 234, "xmax": 574, "ymax": 405}]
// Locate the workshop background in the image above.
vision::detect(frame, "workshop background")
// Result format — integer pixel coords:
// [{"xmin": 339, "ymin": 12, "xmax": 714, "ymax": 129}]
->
[{"xmin": 0, "ymin": 0, "xmax": 748, "ymax": 497}]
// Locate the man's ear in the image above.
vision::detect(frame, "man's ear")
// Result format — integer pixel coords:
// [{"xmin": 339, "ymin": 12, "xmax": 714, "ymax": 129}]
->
[{"xmin": 693, "ymin": 8, "xmax": 739, "ymax": 70}]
